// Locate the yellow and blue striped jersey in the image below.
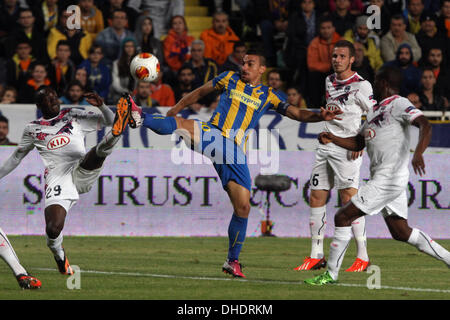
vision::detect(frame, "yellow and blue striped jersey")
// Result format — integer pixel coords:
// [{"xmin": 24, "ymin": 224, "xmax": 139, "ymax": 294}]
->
[{"xmin": 210, "ymin": 71, "xmax": 288, "ymax": 148}]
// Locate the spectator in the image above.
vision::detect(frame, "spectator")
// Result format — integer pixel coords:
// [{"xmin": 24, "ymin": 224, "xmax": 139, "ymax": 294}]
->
[
  {"xmin": 149, "ymin": 71, "xmax": 176, "ymax": 107},
  {"xmin": 418, "ymin": 67, "xmax": 448, "ymax": 111},
  {"xmin": 132, "ymin": 80, "xmax": 159, "ymax": 107},
  {"xmin": 220, "ymin": 41, "xmax": 247, "ymax": 73},
  {"xmin": 173, "ymin": 65, "xmax": 195, "ymax": 102},
  {"xmin": 78, "ymin": 45, "xmax": 111, "ymax": 99},
  {"xmin": 344, "ymin": 15, "xmax": 383, "ymax": 71},
  {"xmin": 284, "ymin": 0, "xmax": 318, "ymax": 92},
  {"xmin": 134, "ymin": 16, "xmax": 164, "ymax": 64},
  {"xmin": 383, "ymin": 43, "xmax": 422, "ymax": 96},
  {"xmin": 351, "ymin": 41, "xmax": 375, "ymax": 83},
  {"xmin": 17, "ymin": 62, "xmax": 51, "ymax": 103},
  {"xmin": 436, "ymin": 0, "xmax": 450, "ymax": 37},
  {"xmin": 6, "ymin": 39, "xmax": 35, "ymax": 88},
  {"xmin": 32, "ymin": 0, "xmax": 59, "ymax": 36},
  {"xmin": 403, "ymin": 0, "xmax": 425, "ymax": 35},
  {"xmin": 286, "ymin": 86, "xmax": 307, "ymax": 109},
  {"xmin": 47, "ymin": 10, "xmax": 93, "ymax": 66},
  {"xmin": 329, "ymin": 0, "xmax": 364, "ymax": 15},
  {"xmin": 424, "ymin": 47, "xmax": 450, "ymax": 100},
  {"xmin": 6, "ymin": 8, "xmax": 48, "ymax": 62},
  {"xmin": 94, "ymin": 9, "xmax": 136, "ymax": 67},
  {"xmin": 101, "ymin": 0, "xmax": 138, "ymax": 31},
  {"xmin": 183, "ymin": 40, "xmax": 218, "ymax": 89},
  {"xmin": 416, "ymin": 12, "xmax": 449, "ymax": 65},
  {"xmin": 126, "ymin": 0, "xmax": 184, "ymax": 38},
  {"xmin": 366, "ymin": 0, "xmax": 391, "ymax": 37},
  {"xmin": 74, "ymin": 67, "xmax": 91, "ymax": 91},
  {"xmin": 307, "ymin": 16, "xmax": 341, "ymax": 106},
  {"xmin": 109, "ymin": 38, "xmax": 137, "ymax": 104},
  {"xmin": 163, "ymin": 15, "xmax": 194, "ymax": 72},
  {"xmin": 330, "ymin": 0, "xmax": 357, "ymax": 36},
  {"xmin": 0, "ymin": 115, "xmax": 17, "ymax": 145},
  {"xmin": 266, "ymin": 69, "xmax": 287, "ymax": 101},
  {"xmin": 48, "ymin": 40, "xmax": 75, "ymax": 96},
  {"xmin": 59, "ymin": 80, "xmax": 90, "ymax": 105},
  {"xmin": 200, "ymin": 12, "xmax": 240, "ymax": 66},
  {"xmin": 256, "ymin": 0, "xmax": 289, "ymax": 67},
  {"xmin": 380, "ymin": 14, "xmax": 422, "ymax": 63},
  {"xmin": 407, "ymin": 92, "xmax": 423, "ymax": 109},
  {"xmin": 0, "ymin": 86, "xmax": 18, "ymax": 104},
  {"xmin": 79, "ymin": 0, "xmax": 104, "ymax": 38},
  {"xmin": 0, "ymin": 0, "xmax": 21, "ymax": 39}
]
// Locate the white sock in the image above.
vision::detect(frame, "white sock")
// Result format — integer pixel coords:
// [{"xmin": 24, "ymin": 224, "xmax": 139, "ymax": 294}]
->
[
  {"xmin": 96, "ymin": 131, "xmax": 121, "ymax": 157},
  {"xmin": 46, "ymin": 233, "xmax": 65, "ymax": 261},
  {"xmin": 407, "ymin": 228, "xmax": 450, "ymax": 267},
  {"xmin": 327, "ymin": 226, "xmax": 352, "ymax": 280},
  {"xmin": 0, "ymin": 228, "xmax": 27, "ymax": 276},
  {"xmin": 351, "ymin": 216, "xmax": 369, "ymax": 261},
  {"xmin": 309, "ymin": 206, "xmax": 327, "ymax": 259}
]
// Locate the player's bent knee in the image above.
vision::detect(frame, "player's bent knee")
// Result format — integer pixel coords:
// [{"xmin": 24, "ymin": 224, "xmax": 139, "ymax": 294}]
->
[
  {"xmin": 234, "ymin": 203, "xmax": 250, "ymax": 218},
  {"xmin": 46, "ymin": 224, "xmax": 63, "ymax": 239}
]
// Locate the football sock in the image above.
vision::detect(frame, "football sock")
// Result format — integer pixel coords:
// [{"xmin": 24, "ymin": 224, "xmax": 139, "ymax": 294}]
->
[
  {"xmin": 96, "ymin": 131, "xmax": 121, "ymax": 157},
  {"xmin": 46, "ymin": 233, "xmax": 65, "ymax": 261},
  {"xmin": 327, "ymin": 226, "xmax": 352, "ymax": 280},
  {"xmin": 227, "ymin": 214, "xmax": 248, "ymax": 261},
  {"xmin": 407, "ymin": 228, "xmax": 450, "ymax": 267},
  {"xmin": 351, "ymin": 216, "xmax": 369, "ymax": 261},
  {"xmin": 142, "ymin": 113, "xmax": 177, "ymax": 135},
  {"xmin": 0, "ymin": 228, "xmax": 27, "ymax": 276},
  {"xmin": 309, "ymin": 206, "xmax": 326, "ymax": 259}
]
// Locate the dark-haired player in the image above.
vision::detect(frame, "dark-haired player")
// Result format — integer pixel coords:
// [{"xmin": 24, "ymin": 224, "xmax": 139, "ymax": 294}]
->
[
  {"xmin": 0, "ymin": 88, "xmax": 131, "ymax": 276},
  {"xmin": 296, "ymin": 40, "xmax": 377, "ymax": 272},
  {"xmin": 126, "ymin": 51, "xmax": 343, "ymax": 278},
  {"xmin": 305, "ymin": 66, "xmax": 450, "ymax": 285}
]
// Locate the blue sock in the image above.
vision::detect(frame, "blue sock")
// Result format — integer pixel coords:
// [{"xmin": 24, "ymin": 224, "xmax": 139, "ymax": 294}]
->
[
  {"xmin": 142, "ymin": 113, "xmax": 177, "ymax": 135},
  {"xmin": 227, "ymin": 214, "xmax": 248, "ymax": 261}
]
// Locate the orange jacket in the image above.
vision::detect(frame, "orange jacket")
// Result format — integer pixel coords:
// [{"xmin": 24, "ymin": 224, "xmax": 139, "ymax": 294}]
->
[
  {"xmin": 200, "ymin": 27, "xmax": 240, "ymax": 65},
  {"xmin": 163, "ymin": 29, "xmax": 195, "ymax": 72},
  {"xmin": 307, "ymin": 32, "xmax": 341, "ymax": 73}
]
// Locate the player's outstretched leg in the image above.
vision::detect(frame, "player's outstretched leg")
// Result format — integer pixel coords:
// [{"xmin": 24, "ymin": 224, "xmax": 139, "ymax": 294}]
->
[
  {"xmin": 222, "ymin": 181, "xmax": 250, "ymax": 278},
  {"xmin": 385, "ymin": 216, "xmax": 450, "ymax": 268},
  {"xmin": 305, "ymin": 202, "xmax": 363, "ymax": 285},
  {"xmin": 0, "ymin": 227, "xmax": 42, "ymax": 289}
]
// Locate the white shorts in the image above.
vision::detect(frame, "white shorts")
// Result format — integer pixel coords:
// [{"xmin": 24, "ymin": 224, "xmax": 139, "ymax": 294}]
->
[
  {"xmin": 44, "ymin": 160, "xmax": 103, "ymax": 212},
  {"xmin": 310, "ymin": 146, "xmax": 362, "ymax": 190},
  {"xmin": 351, "ymin": 180, "xmax": 408, "ymax": 219}
]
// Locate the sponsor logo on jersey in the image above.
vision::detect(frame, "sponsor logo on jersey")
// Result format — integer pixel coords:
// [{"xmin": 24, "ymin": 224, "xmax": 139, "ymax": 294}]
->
[
  {"xmin": 364, "ymin": 128, "xmax": 376, "ymax": 140},
  {"xmin": 325, "ymin": 102, "xmax": 341, "ymax": 111},
  {"xmin": 47, "ymin": 135, "xmax": 70, "ymax": 150}
]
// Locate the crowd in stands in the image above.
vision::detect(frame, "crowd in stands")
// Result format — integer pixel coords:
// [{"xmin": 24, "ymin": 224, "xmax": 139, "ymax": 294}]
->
[{"xmin": 0, "ymin": 0, "xmax": 448, "ymax": 116}]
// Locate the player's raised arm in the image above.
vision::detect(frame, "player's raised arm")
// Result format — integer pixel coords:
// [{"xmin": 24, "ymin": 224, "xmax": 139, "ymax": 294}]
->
[
  {"xmin": 0, "ymin": 128, "xmax": 34, "ymax": 179},
  {"xmin": 167, "ymin": 80, "xmax": 216, "ymax": 117},
  {"xmin": 410, "ymin": 115, "xmax": 432, "ymax": 176},
  {"xmin": 318, "ymin": 131, "xmax": 365, "ymax": 152},
  {"xmin": 84, "ymin": 92, "xmax": 115, "ymax": 126}
]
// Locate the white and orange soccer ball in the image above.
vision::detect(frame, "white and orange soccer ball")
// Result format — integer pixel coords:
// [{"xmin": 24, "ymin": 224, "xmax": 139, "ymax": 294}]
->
[{"xmin": 130, "ymin": 53, "xmax": 160, "ymax": 83}]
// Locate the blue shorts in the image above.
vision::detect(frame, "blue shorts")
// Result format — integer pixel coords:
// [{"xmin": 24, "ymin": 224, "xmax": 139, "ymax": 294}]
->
[{"xmin": 193, "ymin": 121, "xmax": 251, "ymax": 191}]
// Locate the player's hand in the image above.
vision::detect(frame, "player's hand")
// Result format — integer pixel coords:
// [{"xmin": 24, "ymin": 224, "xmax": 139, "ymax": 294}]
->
[
  {"xmin": 320, "ymin": 107, "xmax": 343, "ymax": 121},
  {"xmin": 412, "ymin": 152, "xmax": 426, "ymax": 176},
  {"xmin": 84, "ymin": 92, "xmax": 104, "ymax": 107},
  {"xmin": 318, "ymin": 132, "xmax": 334, "ymax": 144},
  {"xmin": 166, "ymin": 107, "xmax": 178, "ymax": 117},
  {"xmin": 350, "ymin": 150, "xmax": 363, "ymax": 160}
]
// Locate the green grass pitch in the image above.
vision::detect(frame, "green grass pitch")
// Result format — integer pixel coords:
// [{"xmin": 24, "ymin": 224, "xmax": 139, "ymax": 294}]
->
[{"xmin": 0, "ymin": 236, "xmax": 448, "ymax": 300}]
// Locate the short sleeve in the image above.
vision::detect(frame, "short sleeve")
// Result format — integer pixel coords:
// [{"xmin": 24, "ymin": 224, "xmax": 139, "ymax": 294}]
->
[
  {"xmin": 391, "ymin": 97, "xmax": 423, "ymax": 124},
  {"xmin": 69, "ymin": 109, "xmax": 102, "ymax": 133},
  {"xmin": 212, "ymin": 71, "xmax": 234, "ymax": 91},
  {"xmin": 355, "ymin": 81, "xmax": 377, "ymax": 114},
  {"xmin": 268, "ymin": 89, "xmax": 290, "ymax": 114}
]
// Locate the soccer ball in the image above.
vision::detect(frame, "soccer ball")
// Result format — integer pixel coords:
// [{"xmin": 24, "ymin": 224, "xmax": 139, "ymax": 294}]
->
[{"xmin": 130, "ymin": 53, "xmax": 160, "ymax": 83}]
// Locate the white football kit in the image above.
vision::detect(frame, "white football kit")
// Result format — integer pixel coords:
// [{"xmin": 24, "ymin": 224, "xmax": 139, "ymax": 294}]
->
[
  {"xmin": 1, "ymin": 108, "xmax": 106, "ymax": 212},
  {"xmin": 311, "ymin": 72, "xmax": 377, "ymax": 190},
  {"xmin": 352, "ymin": 95, "xmax": 423, "ymax": 218}
]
